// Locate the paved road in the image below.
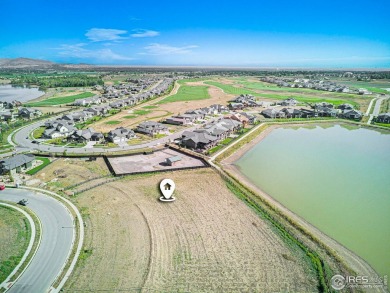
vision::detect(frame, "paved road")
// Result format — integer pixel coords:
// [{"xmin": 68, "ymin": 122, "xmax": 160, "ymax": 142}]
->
[
  {"xmin": 367, "ymin": 96, "xmax": 387, "ymax": 124},
  {"xmin": 12, "ymin": 119, "xmax": 202, "ymax": 154},
  {"xmin": 365, "ymin": 97, "xmax": 378, "ymax": 116},
  {"xmin": 0, "ymin": 188, "xmax": 74, "ymax": 293}
]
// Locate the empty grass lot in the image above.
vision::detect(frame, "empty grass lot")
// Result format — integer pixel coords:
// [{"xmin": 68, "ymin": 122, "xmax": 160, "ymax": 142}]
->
[
  {"xmin": 26, "ymin": 92, "xmax": 95, "ymax": 106},
  {"xmin": 133, "ymin": 110, "xmax": 151, "ymax": 115},
  {"xmin": 142, "ymin": 105, "xmax": 159, "ymax": 109},
  {"xmin": 0, "ymin": 205, "xmax": 31, "ymax": 283},
  {"xmin": 123, "ymin": 115, "xmax": 137, "ymax": 119},
  {"xmin": 206, "ymin": 80, "xmax": 358, "ymax": 106},
  {"xmin": 104, "ymin": 120, "xmax": 121, "ymax": 125},
  {"xmin": 159, "ymin": 84, "xmax": 210, "ymax": 104},
  {"xmin": 63, "ymin": 169, "xmax": 317, "ymax": 292}
]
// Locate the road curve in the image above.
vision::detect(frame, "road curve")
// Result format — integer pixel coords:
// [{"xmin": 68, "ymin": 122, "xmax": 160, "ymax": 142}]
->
[
  {"xmin": 0, "ymin": 203, "xmax": 36, "ymax": 289},
  {"xmin": 0, "ymin": 188, "xmax": 74, "ymax": 293},
  {"xmin": 367, "ymin": 97, "xmax": 387, "ymax": 124}
]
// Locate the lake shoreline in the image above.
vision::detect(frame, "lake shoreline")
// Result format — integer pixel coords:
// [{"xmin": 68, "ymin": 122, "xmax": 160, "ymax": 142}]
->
[
  {"xmin": 219, "ymin": 121, "xmax": 385, "ymax": 285},
  {"xmin": 0, "ymin": 84, "xmax": 45, "ymax": 103}
]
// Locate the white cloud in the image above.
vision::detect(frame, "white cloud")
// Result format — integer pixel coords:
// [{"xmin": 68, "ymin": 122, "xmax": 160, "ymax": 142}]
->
[
  {"xmin": 57, "ymin": 43, "xmax": 134, "ymax": 61},
  {"xmin": 142, "ymin": 43, "xmax": 198, "ymax": 55},
  {"xmin": 85, "ymin": 28, "xmax": 128, "ymax": 42},
  {"xmin": 131, "ymin": 29, "xmax": 160, "ymax": 38}
]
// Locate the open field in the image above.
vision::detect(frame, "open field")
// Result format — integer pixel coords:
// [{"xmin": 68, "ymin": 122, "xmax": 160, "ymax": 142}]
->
[
  {"xmin": 0, "ymin": 205, "xmax": 30, "ymax": 283},
  {"xmin": 29, "ymin": 158, "xmax": 110, "ymax": 189},
  {"xmin": 107, "ymin": 148, "xmax": 206, "ymax": 175},
  {"xmin": 30, "ymin": 106, "xmax": 72, "ymax": 114},
  {"xmin": 206, "ymin": 80, "xmax": 362, "ymax": 107},
  {"xmin": 158, "ymin": 82, "xmax": 210, "ymax": 104},
  {"xmin": 156, "ymin": 80, "xmax": 235, "ymax": 115},
  {"xmin": 90, "ymin": 108, "xmax": 173, "ymax": 133},
  {"xmin": 63, "ymin": 169, "xmax": 317, "ymax": 292},
  {"xmin": 380, "ymin": 98, "xmax": 390, "ymax": 113},
  {"xmin": 26, "ymin": 92, "xmax": 95, "ymax": 106}
]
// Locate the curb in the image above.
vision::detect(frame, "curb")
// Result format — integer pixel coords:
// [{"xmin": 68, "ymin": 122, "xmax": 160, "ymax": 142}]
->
[
  {"xmin": 0, "ymin": 202, "xmax": 42, "ymax": 292},
  {"xmin": 19, "ymin": 187, "xmax": 84, "ymax": 293}
]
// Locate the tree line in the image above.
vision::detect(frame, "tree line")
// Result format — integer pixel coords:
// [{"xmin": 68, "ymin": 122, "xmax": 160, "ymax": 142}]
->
[{"xmin": 10, "ymin": 74, "xmax": 104, "ymax": 89}]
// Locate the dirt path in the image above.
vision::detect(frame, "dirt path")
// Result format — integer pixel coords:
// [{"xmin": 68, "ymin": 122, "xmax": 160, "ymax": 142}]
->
[{"xmin": 64, "ymin": 169, "xmax": 317, "ymax": 292}]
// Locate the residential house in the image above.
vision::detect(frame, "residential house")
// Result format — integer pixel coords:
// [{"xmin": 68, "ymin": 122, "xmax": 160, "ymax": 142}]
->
[
  {"xmin": 68, "ymin": 128, "xmax": 104, "ymax": 143},
  {"xmin": 83, "ymin": 107, "xmax": 100, "ymax": 116},
  {"xmin": 210, "ymin": 104, "xmax": 229, "ymax": 113},
  {"xmin": 315, "ymin": 102, "xmax": 334, "ymax": 109},
  {"xmin": 299, "ymin": 109, "xmax": 318, "ymax": 118},
  {"xmin": 226, "ymin": 113, "xmax": 250, "ymax": 126},
  {"xmin": 230, "ymin": 95, "xmax": 259, "ymax": 107},
  {"xmin": 18, "ymin": 107, "xmax": 42, "ymax": 119},
  {"xmin": 199, "ymin": 118, "xmax": 241, "ymax": 139},
  {"xmin": 240, "ymin": 112, "xmax": 257, "ymax": 124},
  {"xmin": 0, "ymin": 154, "xmax": 35, "ymax": 175},
  {"xmin": 229, "ymin": 102, "xmax": 245, "ymax": 110},
  {"xmin": 0, "ymin": 111, "xmax": 18, "ymax": 122},
  {"xmin": 60, "ymin": 114, "xmax": 74, "ymax": 122},
  {"xmin": 72, "ymin": 112, "xmax": 89, "ymax": 122},
  {"xmin": 184, "ymin": 109, "xmax": 206, "ymax": 119},
  {"xmin": 315, "ymin": 106, "xmax": 338, "ymax": 117},
  {"xmin": 376, "ymin": 113, "xmax": 390, "ymax": 123},
  {"xmin": 280, "ymin": 98, "xmax": 298, "ymax": 106},
  {"xmin": 338, "ymin": 104, "xmax": 354, "ymax": 111},
  {"xmin": 135, "ymin": 121, "xmax": 169, "ymax": 136},
  {"xmin": 165, "ymin": 114, "xmax": 197, "ymax": 125},
  {"xmin": 73, "ymin": 95, "xmax": 102, "ymax": 107},
  {"xmin": 109, "ymin": 100, "xmax": 126, "ymax": 109},
  {"xmin": 261, "ymin": 108, "xmax": 286, "ymax": 118},
  {"xmin": 181, "ymin": 131, "xmax": 218, "ymax": 150},
  {"xmin": 106, "ymin": 127, "xmax": 136, "ymax": 143},
  {"xmin": 281, "ymin": 108, "xmax": 302, "ymax": 118},
  {"xmin": 43, "ymin": 120, "xmax": 76, "ymax": 139},
  {"xmin": 341, "ymin": 109, "xmax": 362, "ymax": 120}
]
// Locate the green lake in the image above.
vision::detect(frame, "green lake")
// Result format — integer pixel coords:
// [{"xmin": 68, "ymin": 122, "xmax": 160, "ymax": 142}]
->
[{"xmin": 235, "ymin": 124, "xmax": 390, "ymax": 277}]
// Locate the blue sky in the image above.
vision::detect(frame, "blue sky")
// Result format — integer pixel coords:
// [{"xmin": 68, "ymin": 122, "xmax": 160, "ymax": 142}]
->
[{"xmin": 1, "ymin": 0, "xmax": 389, "ymax": 68}]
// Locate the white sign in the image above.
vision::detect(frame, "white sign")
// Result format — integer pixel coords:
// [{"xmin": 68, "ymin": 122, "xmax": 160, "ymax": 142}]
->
[{"xmin": 159, "ymin": 179, "xmax": 176, "ymax": 202}]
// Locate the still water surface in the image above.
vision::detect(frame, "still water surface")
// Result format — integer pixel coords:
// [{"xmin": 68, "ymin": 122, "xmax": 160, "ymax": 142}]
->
[
  {"xmin": 236, "ymin": 124, "xmax": 390, "ymax": 277},
  {"xmin": 0, "ymin": 84, "xmax": 44, "ymax": 103}
]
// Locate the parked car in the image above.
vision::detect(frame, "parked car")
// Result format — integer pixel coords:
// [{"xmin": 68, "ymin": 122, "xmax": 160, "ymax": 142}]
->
[
  {"xmin": 17, "ymin": 199, "xmax": 28, "ymax": 206},
  {"xmin": 0, "ymin": 185, "xmax": 5, "ymax": 190}
]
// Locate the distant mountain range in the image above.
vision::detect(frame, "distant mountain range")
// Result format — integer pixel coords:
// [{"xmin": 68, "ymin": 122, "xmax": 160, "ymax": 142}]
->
[{"xmin": 0, "ymin": 57, "xmax": 57, "ymax": 68}]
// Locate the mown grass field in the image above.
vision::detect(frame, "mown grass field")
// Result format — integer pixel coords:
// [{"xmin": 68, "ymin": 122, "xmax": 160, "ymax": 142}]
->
[
  {"xmin": 142, "ymin": 105, "xmax": 159, "ymax": 109},
  {"xmin": 0, "ymin": 205, "xmax": 31, "ymax": 283},
  {"xmin": 26, "ymin": 92, "xmax": 95, "ymax": 106},
  {"xmin": 206, "ymin": 80, "xmax": 360, "ymax": 107},
  {"xmin": 159, "ymin": 83, "xmax": 210, "ymax": 104},
  {"xmin": 104, "ymin": 120, "xmax": 121, "ymax": 125},
  {"xmin": 133, "ymin": 109, "xmax": 151, "ymax": 115}
]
